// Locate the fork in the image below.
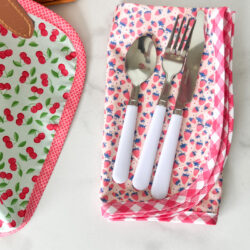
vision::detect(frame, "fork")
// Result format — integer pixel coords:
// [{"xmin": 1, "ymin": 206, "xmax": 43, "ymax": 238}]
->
[{"xmin": 132, "ymin": 15, "xmax": 195, "ymax": 191}]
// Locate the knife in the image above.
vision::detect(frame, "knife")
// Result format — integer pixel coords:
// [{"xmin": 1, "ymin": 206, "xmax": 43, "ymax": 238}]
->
[{"xmin": 151, "ymin": 11, "xmax": 205, "ymax": 200}]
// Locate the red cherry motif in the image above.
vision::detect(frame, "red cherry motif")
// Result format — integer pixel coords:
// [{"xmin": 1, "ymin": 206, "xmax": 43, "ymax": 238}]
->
[
  {"xmin": 8, "ymin": 158, "xmax": 17, "ymax": 171},
  {"xmin": 47, "ymin": 124, "xmax": 58, "ymax": 131},
  {"xmin": 16, "ymin": 113, "xmax": 25, "ymax": 126},
  {"xmin": 19, "ymin": 71, "xmax": 29, "ymax": 83},
  {"xmin": 34, "ymin": 132, "xmax": 45, "ymax": 144},
  {"xmin": 18, "ymin": 210, "xmax": 26, "ymax": 218},
  {"xmin": 0, "ymin": 24, "xmax": 8, "ymax": 36},
  {"xmin": 50, "ymin": 29, "xmax": 59, "ymax": 42},
  {"xmin": 38, "ymin": 23, "xmax": 48, "ymax": 36},
  {"xmin": 32, "ymin": 175, "xmax": 38, "ymax": 182},
  {"xmin": 0, "ymin": 82, "xmax": 11, "ymax": 90},
  {"xmin": 30, "ymin": 103, "xmax": 43, "ymax": 113},
  {"xmin": 3, "ymin": 108, "xmax": 14, "ymax": 122},
  {"xmin": 19, "ymin": 187, "xmax": 29, "ymax": 200},
  {"xmin": 26, "ymin": 146, "xmax": 37, "ymax": 159},
  {"xmin": 31, "ymin": 86, "xmax": 43, "ymax": 95},
  {"xmin": 58, "ymin": 64, "xmax": 68, "ymax": 76},
  {"xmin": 0, "ymin": 64, "xmax": 5, "ymax": 77},
  {"xmin": 49, "ymin": 102, "xmax": 60, "ymax": 114},
  {"xmin": 36, "ymin": 51, "xmax": 46, "ymax": 64},
  {"xmin": 40, "ymin": 73, "xmax": 49, "ymax": 87},
  {"xmin": 19, "ymin": 52, "xmax": 31, "ymax": 65},
  {"xmin": 0, "ymin": 49, "xmax": 12, "ymax": 59},
  {"xmin": 9, "ymin": 220, "xmax": 16, "ymax": 228},
  {"xmin": 65, "ymin": 51, "xmax": 77, "ymax": 60},
  {"xmin": 63, "ymin": 92, "xmax": 69, "ymax": 100}
]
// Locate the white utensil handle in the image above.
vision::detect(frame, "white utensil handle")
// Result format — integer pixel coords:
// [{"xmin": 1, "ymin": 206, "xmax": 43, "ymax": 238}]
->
[
  {"xmin": 112, "ymin": 105, "xmax": 138, "ymax": 184},
  {"xmin": 133, "ymin": 105, "xmax": 166, "ymax": 190},
  {"xmin": 151, "ymin": 113, "xmax": 183, "ymax": 199}
]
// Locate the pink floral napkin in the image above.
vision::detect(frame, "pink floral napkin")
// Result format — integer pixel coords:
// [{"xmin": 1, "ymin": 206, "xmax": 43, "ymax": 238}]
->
[{"xmin": 100, "ymin": 4, "xmax": 235, "ymax": 225}]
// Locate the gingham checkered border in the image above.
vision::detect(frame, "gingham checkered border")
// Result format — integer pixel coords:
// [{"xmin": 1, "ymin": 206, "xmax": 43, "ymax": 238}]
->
[{"xmin": 101, "ymin": 6, "xmax": 235, "ymax": 225}]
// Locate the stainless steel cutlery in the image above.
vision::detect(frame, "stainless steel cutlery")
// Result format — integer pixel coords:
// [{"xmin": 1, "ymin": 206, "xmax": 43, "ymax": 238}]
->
[
  {"xmin": 133, "ymin": 15, "xmax": 196, "ymax": 191},
  {"xmin": 113, "ymin": 11, "xmax": 205, "ymax": 199},
  {"xmin": 151, "ymin": 11, "xmax": 205, "ymax": 199},
  {"xmin": 112, "ymin": 36, "xmax": 157, "ymax": 184}
]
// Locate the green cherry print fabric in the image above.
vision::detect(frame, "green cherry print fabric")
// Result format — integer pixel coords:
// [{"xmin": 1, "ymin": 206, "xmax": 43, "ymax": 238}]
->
[{"xmin": 0, "ymin": 13, "xmax": 79, "ymax": 234}]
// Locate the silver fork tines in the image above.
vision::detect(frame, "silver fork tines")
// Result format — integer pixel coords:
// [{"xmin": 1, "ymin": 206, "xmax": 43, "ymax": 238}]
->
[{"xmin": 158, "ymin": 15, "xmax": 196, "ymax": 107}]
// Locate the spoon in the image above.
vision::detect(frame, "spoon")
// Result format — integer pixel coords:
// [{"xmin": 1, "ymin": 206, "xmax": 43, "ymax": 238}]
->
[{"xmin": 112, "ymin": 36, "xmax": 157, "ymax": 184}]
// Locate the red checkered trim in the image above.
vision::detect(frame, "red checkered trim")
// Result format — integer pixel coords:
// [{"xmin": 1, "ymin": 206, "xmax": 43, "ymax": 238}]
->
[{"xmin": 101, "ymin": 6, "xmax": 235, "ymax": 225}]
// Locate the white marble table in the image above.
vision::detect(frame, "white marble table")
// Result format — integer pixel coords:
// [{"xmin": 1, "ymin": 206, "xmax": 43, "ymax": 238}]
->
[{"xmin": 1, "ymin": 0, "xmax": 250, "ymax": 249}]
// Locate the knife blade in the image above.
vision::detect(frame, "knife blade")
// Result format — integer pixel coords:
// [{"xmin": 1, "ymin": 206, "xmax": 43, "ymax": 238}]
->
[
  {"xmin": 175, "ymin": 11, "xmax": 205, "ymax": 111},
  {"xmin": 151, "ymin": 10, "xmax": 205, "ymax": 200}
]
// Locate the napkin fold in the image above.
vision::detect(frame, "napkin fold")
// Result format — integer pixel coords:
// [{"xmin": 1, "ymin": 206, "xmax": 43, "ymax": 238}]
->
[{"xmin": 100, "ymin": 4, "xmax": 235, "ymax": 225}]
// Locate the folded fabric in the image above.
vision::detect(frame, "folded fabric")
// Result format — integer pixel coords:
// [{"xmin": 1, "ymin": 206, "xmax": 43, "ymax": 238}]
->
[
  {"xmin": 0, "ymin": 0, "xmax": 86, "ymax": 236},
  {"xmin": 100, "ymin": 4, "xmax": 235, "ymax": 225}
]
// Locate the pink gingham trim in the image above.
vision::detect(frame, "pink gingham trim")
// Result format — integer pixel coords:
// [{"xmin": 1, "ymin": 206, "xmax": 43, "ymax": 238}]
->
[
  {"xmin": 0, "ymin": 0, "xmax": 86, "ymax": 236},
  {"xmin": 101, "ymin": 7, "xmax": 235, "ymax": 225}
]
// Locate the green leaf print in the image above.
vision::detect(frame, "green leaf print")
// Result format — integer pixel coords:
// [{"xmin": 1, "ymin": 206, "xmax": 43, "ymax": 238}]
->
[
  {"xmin": 47, "ymin": 48, "xmax": 52, "ymax": 58},
  {"xmin": 26, "ymin": 117, "xmax": 33, "ymax": 125},
  {"xmin": 13, "ymin": 60, "xmax": 22, "ymax": 67},
  {"xmin": 38, "ymin": 159, "xmax": 45, "ymax": 164},
  {"xmin": 28, "ymin": 96, "xmax": 38, "ymax": 101},
  {"xmin": 15, "ymin": 182, "xmax": 20, "ymax": 192},
  {"xmin": 60, "ymin": 35, "xmax": 67, "ymax": 42},
  {"xmin": 51, "ymin": 58, "xmax": 59, "ymax": 64},
  {"xmin": 0, "ymin": 183, "xmax": 8, "ymax": 188},
  {"xmin": 29, "ymin": 42, "xmax": 38, "ymax": 47},
  {"xmin": 28, "ymin": 129, "xmax": 37, "ymax": 135},
  {"xmin": 26, "ymin": 168, "xmax": 35, "ymax": 174},
  {"xmin": 0, "ymin": 162, "xmax": 5, "ymax": 170},
  {"xmin": 30, "ymin": 67, "xmax": 36, "ymax": 77},
  {"xmin": 18, "ymin": 141, "xmax": 26, "ymax": 147},
  {"xmin": 18, "ymin": 169, "xmax": 23, "ymax": 177},
  {"xmin": 33, "ymin": 30, "xmax": 38, "ymax": 37},
  {"xmin": 19, "ymin": 154, "xmax": 28, "ymax": 162},
  {"xmin": 7, "ymin": 207, "xmax": 14, "ymax": 213},
  {"xmin": 18, "ymin": 39, "xmax": 26, "ymax": 47},
  {"xmin": 58, "ymin": 85, "xmax": 66, "ymax": 91},
  {"xmin": 51, "ymin": 70, "xmax": 59, "ymax": 78},
  {"xmin": 45, "ymin": 98, "xmax": 51, "ymax": 107},
  {"xmin": 14, "ymin": 132, "xmax": 19, "ymax": 142},
  {"xmin": 7, "ymin": 70, "xmax": 14, "ymax": 78},
  {"xmin": 44, "ymin": 147, "xmax": 49, "ymax": 154},
  {"xmin": 11, "ymin": 101, "xmax": 19, "ymax": 107},
  {"xmin": 49, "ymin": 85, "xmax": 54, "ymax": 93},
  {"xmin": 3, "ymin": 94, "xmax": 11, "ymax": 99},
  {"xmin": 61, "ymin": 46, "xmax": 69, "ymax": 52},
  {"xmin": 30, "ymin": 77, "xmax": 37, "ymax": 85},
  {"xmin": 35, "ymin": 120, "xmax": 43, "ymax": 126},
  {"xmin": 0, "ymin": 42, "xmax": 5, "ymax": 47},
  {"xmin": 11, "ymin": 199, "xmax": 18, "ymax": 205},
  {"xmin": 40, "ymin": 112, "xmax": 48, "ymax": 118},
  {"xmin": 0, "ymin": 152, "xmax": 3, "ymax": 161},
  {"xmin": 20, "ymin": 201, "xmax": 28, "ymax": 207},
  {"xmin": 15, "ymin": 85, "xmax": 20, "ymax": 94},
  {"xmin": 0, "ymin": 128, "xmax": 5, "ymax": 133}
]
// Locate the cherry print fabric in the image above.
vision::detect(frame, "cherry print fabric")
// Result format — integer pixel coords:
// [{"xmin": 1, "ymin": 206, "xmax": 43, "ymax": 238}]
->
[
  {"xmin": 100, "ymin": 4, "xmax": 235, "ymax": 225},
  {"xmin": 0, "ymin": 0, "xmax": 86, "ymax": 236}
]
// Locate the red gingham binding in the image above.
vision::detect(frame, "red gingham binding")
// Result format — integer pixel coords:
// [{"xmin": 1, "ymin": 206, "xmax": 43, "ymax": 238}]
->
[{"xmin": 101, "ymin": 6, "xmax": 235, "ymax": 225}]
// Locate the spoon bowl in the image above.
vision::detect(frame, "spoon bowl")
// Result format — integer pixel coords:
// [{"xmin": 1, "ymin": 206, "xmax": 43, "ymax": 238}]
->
[{"xmin": 112, "ymin": 36, "xmax": 157, "ymax": 184}]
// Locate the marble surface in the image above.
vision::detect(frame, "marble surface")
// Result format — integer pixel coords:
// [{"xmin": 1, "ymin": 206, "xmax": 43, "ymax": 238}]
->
[{"xmin": 1, "ymin": 0, "xmax": 250, "ymax": 249}]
